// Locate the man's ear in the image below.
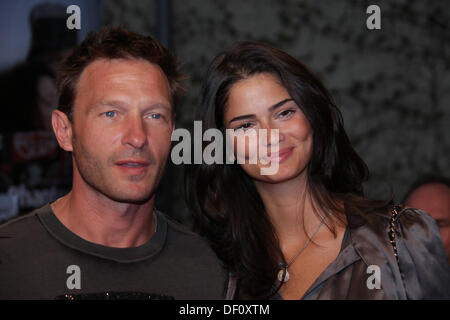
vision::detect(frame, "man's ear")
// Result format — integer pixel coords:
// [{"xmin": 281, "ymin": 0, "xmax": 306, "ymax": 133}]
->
[{"xmin": 52, "ymin": 109, "xmax": 73, "ymax": 152}]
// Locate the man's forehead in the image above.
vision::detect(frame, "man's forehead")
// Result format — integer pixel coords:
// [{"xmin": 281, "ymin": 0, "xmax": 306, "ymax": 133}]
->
[
  {"xmin": 413, "ymin": 183, "xmax": 450, "ymax": 197},
  {"xmin": 76, "ymin": 58, "xmax": 171, "ymax": 98},
  {"xmin": 407, "ymin": 183, "xmax": 450, "ymax": 218},
  {"xmin": 72, "ymin": 58, "xmax": 173, "ymax": 115},
  {"xmin": 80, "ymin": 58, "xmax": 167, "ymax": 83}
]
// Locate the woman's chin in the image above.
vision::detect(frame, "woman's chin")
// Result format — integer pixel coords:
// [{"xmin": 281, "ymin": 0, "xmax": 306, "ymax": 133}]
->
[{"xmin": 251, "ymin": 167, "xmax": 305, "ymax": 185}]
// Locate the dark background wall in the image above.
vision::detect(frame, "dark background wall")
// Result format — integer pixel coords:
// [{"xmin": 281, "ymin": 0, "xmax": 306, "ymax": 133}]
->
[
  {"xmin": 1, "ymin": 0, "xmax": 449, "ymax": 225},
  {"xmin": 0, "ymin": 0, "xmax": 102, "ymax": 71}
]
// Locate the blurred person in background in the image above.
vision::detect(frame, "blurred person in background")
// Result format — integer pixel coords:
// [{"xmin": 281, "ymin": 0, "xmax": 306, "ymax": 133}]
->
[
  {"xmin": 0, "ymin": 3, "xmax": 76, "ymax": 221},
  {"xmin": 404, "ymin": 175, "xmax": 450, "ymax": 264},
  {"xmin": 0, "ymin": 2, "xmax": 76, "ymax": 133}
]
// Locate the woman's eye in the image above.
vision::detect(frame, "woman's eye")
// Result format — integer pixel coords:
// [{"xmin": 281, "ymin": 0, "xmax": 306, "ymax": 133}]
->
[
  {"xmin": 278, "ymin": 109, "xmax": 295, "ymax": 118},
  {"xmin": 234, "ymin": 123, "xmax": 253, "ymax": 131}
]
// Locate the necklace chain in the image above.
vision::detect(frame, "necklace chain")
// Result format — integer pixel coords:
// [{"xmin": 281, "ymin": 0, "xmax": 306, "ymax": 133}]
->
[{"xmin": 278, "ymin": 219, "xmax": 324, "ymax": 283}]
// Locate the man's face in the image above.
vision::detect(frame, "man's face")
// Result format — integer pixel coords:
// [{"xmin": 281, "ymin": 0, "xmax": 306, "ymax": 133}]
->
[{"xmin": 67, "ymin": 58, "xmax": 173, "ymax": 203}]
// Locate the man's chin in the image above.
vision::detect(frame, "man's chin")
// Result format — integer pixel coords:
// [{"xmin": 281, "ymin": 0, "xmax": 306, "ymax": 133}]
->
[
  {"xmin": 108, "ymin": 194, "xmax": 154, "ymax": 205},
  {"xmin": 103, "ymin": 187, "xmax": 155, "ymax": 205}
]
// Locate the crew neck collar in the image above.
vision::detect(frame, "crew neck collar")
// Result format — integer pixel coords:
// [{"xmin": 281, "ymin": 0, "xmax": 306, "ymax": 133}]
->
[{"xmin": 37, "ymin": 203, "xmax": 167, "ymax": 263}]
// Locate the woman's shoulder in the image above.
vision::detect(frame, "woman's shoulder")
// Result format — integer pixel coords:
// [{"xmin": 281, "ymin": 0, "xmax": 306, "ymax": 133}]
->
[
  {"xmin": 367, "ymin": 204, "xmax": 427, "ymax": 221},
  {"xmin": 349, "ymin": 204, "xmax": 450, "ymax": 299},
  {"xmin": 354, "ymin": 204, "xmax": 440, "ymax": 236},
  {"xmin": 367, "ymin": 205, "xmax": 444, "ymax": 250},
  {"xmin": 394, "ymin": 206, "xmax": 450, "ymax": 299},
  {"xmin": 353, "ymin": 204, "xmax": 447, "ymax": 263}
]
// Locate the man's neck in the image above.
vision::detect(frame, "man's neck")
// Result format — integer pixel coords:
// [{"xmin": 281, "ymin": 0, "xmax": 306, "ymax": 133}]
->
[{"xmin": 50, "ymin": 189, "xmax": 156, "ymax": 248}]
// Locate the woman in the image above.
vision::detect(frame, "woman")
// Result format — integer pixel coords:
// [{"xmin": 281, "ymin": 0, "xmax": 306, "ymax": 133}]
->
[{"xmin": 185, "ymin": 42, "xmax": 450, "ymax": 299}]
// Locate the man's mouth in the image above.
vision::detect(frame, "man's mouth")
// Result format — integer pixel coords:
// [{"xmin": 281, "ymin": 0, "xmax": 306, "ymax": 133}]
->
[
  {"xmin": 115, "ymin": 160, "xmax": 151, "ymax": 173},
  {"xmin": 118, "ymin": 162, "xmax": 148, "ymax": 167},
  {"xmin": 115, "ymin": 159, "xmax": 150, "ymax": 166}
]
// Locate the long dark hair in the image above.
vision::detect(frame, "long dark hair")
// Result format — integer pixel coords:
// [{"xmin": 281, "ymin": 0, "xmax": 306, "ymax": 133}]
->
[{"xmin": 185, "ymin": 41, "xmax": 391, "ymax": 299}]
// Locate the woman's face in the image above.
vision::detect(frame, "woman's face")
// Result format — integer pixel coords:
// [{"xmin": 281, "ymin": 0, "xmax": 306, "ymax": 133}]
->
[{"xmin": 223, "ymin": 73, "xmax": 313, "ymax": 184}]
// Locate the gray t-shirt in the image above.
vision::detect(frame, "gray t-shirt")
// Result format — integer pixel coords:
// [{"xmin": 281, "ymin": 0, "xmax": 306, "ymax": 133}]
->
[{"xmin": 0, "ymin": 204, "xmax": 227, "ymax": 300}]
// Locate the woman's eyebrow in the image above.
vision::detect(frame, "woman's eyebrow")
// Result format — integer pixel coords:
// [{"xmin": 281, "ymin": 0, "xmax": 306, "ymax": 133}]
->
[
  {"xmin": 228, "ymin": 98, "xmax": 294, "ymax": 125},
  {"xmin": 228, "ymin": 113, "xmax": 255, "ymax": 124},
  {"xmin": 268, "ymin": 98, "xmax": 294, "ymax": 112}
]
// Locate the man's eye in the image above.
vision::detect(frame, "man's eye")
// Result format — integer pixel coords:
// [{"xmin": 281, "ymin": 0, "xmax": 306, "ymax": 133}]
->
[
  {"xmin": 146, "ymin": 113, "xmax": 166, "ymax": 121},
  {"xmin": 104, "ymin": 111, "xmax": 116, "ymax": 118}
]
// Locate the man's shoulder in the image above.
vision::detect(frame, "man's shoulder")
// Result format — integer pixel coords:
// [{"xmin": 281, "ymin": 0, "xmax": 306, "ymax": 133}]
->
[
  {"xmin": 158, "ymin": 210, "xmax": 208, "ymax": 245},
  {"xmin": 0, "ymin": 205, "xmax": 49, "ymax": 242},
  {"xmin": 157, "ymin": 210, "xmax": 228, "ymax": 297},
  {"xmin": 157, "ymin": 210, "xmax": 221, "ymax": 258},
  {"xmin": 160, "ymin": 211, "xmax": 197, "ymax": 236}
]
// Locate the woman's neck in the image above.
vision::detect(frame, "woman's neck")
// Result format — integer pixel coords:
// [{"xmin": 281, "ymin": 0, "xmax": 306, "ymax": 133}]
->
[{"xmin": 254, "ymin": 173, "xmax": 324, "ymax": 245}]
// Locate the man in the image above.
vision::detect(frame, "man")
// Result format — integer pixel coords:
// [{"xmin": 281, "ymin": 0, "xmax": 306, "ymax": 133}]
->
[
  {"xmin": 0, "ymin": 27, "xmax": 227, "ymax": 299},
  {"xmin": 404, "ymin": 176, "xmax": 450, "ymax": 264}
]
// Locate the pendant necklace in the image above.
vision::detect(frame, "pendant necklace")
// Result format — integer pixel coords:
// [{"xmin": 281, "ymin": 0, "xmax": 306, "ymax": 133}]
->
[{"xmin": 277, "ymin": 219, "xmax": 324, "ymax": 283}]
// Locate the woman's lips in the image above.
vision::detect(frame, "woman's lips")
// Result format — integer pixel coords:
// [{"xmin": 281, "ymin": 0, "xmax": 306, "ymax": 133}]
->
[{"xmin": 262, "ymin": 147, "xmax": 294, "ymax": 164}]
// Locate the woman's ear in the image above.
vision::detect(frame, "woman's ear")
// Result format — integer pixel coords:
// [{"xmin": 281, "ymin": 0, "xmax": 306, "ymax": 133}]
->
[{"xmin": 52, "ymin": 109, "xmax": 73, "ymax": 152}]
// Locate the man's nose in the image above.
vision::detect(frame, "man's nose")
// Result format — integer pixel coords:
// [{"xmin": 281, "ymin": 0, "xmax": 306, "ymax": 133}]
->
[{"xmin": 122, "ymin": 115, "xmax": 148, "ymax": 149}]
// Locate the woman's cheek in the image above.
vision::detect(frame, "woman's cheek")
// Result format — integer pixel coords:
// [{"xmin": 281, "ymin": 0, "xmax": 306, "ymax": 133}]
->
[
  {"xmin": 293, "ymin": 114, "xmax": 313, "ymax": 141},
  {"xmin": 231, "ymin": 131, "xmax": 259, "ymax": 163}
]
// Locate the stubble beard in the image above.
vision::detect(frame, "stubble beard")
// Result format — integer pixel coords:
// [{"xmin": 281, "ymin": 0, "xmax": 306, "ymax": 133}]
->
[{"xmin": 71, "ymin": 133, "xmax": 164, "ymax": 205}]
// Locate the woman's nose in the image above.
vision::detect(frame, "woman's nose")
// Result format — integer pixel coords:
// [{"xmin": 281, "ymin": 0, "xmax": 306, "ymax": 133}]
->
[{"xmin": 259, "ymin": 122, "xmax": 284, "ymax": 147}]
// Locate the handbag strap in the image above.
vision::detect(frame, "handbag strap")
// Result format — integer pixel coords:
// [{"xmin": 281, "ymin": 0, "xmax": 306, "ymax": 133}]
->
[{"xmin": 388, "ymin": 204, "xmax": 403, "ymax": 262}]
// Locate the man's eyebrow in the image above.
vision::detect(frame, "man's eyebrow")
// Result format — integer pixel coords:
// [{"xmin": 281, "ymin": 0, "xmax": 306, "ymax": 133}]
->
[
  {"xmin": 91, "ymin": 100, "xmax": 127, "ymax": 110},
  {"xmin": 144, "ymin": 102, "xmax": 171, "ymax": 110},
  {"xmin": 228, "ymin": 98, "xmax": 294, "ymax": 124},
  {"xmin": 90, "ymin": 100, "xmax": 171, "ymax": 111}
]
